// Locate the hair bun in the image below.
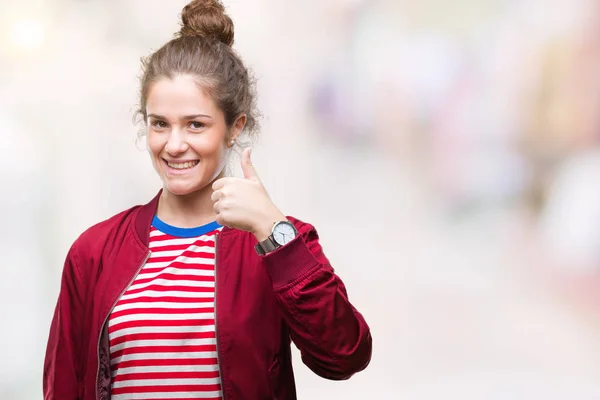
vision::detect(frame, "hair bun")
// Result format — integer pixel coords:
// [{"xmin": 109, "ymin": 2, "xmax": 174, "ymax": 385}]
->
[{"xmin": 179, "ymin": 0, "xmax": 234, "ymax": 46}]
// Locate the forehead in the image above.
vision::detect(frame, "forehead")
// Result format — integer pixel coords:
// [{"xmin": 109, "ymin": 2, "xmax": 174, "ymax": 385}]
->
[{"xmin": 146, "ymin": 75, "xmax": 218, "ymax": 116}]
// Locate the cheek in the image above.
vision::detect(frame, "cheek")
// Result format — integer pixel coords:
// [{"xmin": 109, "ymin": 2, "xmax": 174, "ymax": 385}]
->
[
  {"xmin": 146, "ymin": 135, "xmax": 166, "ymax": 173},
  {"xmin": 207, "ymin": 144, "xmax": 228, "ymax": 168},
  {"xmin": 191, "ymin": 135, "xmax": 227, "ymax": 160},
  {"xmin": 146, "ymin": 133, "xmax": 163, "ymax": 156}
]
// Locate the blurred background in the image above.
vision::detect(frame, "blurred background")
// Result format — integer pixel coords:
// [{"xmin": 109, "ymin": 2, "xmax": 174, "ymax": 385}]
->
[{"xmin": 3, "ymin": 0, "xmax": 600, "ymax": 398}]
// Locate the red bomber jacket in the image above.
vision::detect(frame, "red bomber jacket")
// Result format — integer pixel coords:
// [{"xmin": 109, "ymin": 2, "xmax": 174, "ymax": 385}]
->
[{"xmin": 43, "ymin": 191, "xmax": 372, "ymax": 399}]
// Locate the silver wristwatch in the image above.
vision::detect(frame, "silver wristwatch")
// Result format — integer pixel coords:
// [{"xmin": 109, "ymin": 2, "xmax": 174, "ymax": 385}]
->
[{"xmin": 254, "ymin": 220, "xmax": 298, "ymax": 255}]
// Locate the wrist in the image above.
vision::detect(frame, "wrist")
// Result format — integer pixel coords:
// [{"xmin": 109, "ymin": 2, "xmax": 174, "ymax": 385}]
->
[{"xmin": 252, "ymin": 208, "xmax": 286, "ymax": 242}]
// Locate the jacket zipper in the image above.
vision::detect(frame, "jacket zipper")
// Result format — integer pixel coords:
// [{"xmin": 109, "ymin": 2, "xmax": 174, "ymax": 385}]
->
[
  {"xmin": 214, "ymin": 232, "xmax": 225, "ymax": 400},
  {"xmin": 96, "ymin": 250, "xmax": 151, "ymax": 400}
]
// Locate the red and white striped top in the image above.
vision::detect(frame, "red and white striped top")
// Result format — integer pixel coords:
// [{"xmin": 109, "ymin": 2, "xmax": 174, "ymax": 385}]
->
[{"xmin": 108, "ymin": 217, "xmax": 223, "ymax": 400}]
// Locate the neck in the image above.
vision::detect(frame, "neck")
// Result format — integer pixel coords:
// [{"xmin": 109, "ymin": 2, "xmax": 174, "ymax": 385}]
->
[{"xmin": 156, "ymin": 176, "xmax": 223, "ymax": 228}]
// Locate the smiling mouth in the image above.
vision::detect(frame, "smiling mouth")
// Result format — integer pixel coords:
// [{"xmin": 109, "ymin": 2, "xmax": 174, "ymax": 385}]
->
[{"xmin": 164, "ymin": 159, "xmax": 199, "ymax": 170}]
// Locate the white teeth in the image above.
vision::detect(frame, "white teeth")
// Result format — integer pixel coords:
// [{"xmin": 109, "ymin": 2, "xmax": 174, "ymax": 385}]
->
[{"xmin": 167, "ymin": 160, "xmax": 199, "ymax": 169}]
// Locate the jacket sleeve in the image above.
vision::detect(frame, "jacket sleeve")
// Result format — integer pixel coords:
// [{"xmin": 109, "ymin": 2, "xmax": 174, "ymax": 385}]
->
[
  {"xmin": 43, "ymin": 244, "xmax": 86, "ymax": 399},
  {"xmin": 261, "ymin": 219, "xmax": 372, "ymax": 380}
]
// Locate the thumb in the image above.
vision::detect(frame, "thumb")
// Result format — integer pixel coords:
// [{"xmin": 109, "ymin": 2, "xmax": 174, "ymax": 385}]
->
[{"xmin": 241, "ymin": 147, "xmax": 259, "ymax": 180}]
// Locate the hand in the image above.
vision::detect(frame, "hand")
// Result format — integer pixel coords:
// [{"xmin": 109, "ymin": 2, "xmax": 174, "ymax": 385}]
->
[{"xmin": 211, "ymin": 148, "xmax": 286, "ymax": 240}]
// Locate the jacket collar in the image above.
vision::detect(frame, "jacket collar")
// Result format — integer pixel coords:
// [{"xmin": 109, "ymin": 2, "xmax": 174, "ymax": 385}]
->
[{"xmin": 135, "ymin": 188, "xmax": 234, "ymax": 247}]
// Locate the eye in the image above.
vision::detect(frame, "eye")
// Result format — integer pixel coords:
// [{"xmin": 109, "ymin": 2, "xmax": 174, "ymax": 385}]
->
[
  {"xmin": 150, "ymin": 120, "xmax": 168, "ymax": 130},
  {"xmin": 189, "ymin": 121, "xmax": 205, "ymax": 130}
]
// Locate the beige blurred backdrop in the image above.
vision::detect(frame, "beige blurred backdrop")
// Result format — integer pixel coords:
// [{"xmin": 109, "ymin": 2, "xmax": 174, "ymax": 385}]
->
[{"xmin": 3, "ymin": 0, "xmax": 600, "ymax": 398}]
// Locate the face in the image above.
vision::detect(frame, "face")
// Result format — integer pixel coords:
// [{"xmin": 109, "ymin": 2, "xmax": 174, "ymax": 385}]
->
[{"xmin": 145, "ymin": 74, "xmax": 243, "ymax": 196}]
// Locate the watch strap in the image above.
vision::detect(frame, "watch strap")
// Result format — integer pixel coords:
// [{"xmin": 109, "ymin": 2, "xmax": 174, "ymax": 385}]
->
[{"xmin": 254, "ymin": 235, "xmax": 279, "ymax": 256}]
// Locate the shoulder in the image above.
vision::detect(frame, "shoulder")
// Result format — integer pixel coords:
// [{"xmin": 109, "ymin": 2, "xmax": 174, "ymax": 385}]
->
[{"xmin": 68, "ymin": 204, "xmax": 144, "ymax": 265}]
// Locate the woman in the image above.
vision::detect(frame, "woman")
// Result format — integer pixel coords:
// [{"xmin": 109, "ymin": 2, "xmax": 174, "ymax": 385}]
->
[{"xmin": 43, "ymin": 1, "xmax": 372, "ymax": 399}]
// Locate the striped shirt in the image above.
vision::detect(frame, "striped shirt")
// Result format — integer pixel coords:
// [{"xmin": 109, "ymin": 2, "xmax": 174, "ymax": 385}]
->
[{"xmin": 108, "ymin": 216, "xmax": 223, "ymax": 400}]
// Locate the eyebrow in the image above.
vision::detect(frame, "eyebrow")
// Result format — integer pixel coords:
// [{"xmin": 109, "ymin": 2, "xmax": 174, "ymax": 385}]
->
[{"xmin": 147, "ymin": 113, "xmax": 212, "ymax": 120}]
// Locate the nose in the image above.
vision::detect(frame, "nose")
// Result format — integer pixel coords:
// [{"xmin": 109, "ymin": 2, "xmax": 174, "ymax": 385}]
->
[{"xmin": 165, "ymin": 128, "xmax": 189, "ymax": 156}]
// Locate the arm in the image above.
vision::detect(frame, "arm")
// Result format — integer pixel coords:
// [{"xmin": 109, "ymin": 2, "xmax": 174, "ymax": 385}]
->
[
  {"xmin": 43, "ymin": 245, "xmax": 86, "ymax": 399},
  {"xmin": 210, "ymin": 149, "xmax": 372, "ymax": 378},
  {"xmin": 261, "ymin": 219, "xmax": 372, "ymax": 380}
]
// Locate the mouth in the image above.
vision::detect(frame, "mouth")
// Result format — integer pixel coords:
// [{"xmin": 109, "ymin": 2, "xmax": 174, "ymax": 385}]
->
[{"xmin": 163, "ymin": 158, "xmax": 200, "ymax": 172}]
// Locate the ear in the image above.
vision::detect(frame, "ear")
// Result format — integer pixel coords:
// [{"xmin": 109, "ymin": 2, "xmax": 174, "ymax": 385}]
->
[{"xmin": 228, "ymin": 114, "xmax": 246, "ymax": 145}]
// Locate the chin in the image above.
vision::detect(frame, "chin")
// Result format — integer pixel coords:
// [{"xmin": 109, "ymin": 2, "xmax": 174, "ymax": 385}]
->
[{"xmin": 164, "ymin": 181, "xmax": 207, "ymax": 197}]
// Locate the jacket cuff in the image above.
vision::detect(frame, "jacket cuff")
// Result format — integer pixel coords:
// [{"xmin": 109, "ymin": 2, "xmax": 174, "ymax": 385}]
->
[{"xmin": 262, "ymin": 235, "xmax": 320, "ymax": 290}]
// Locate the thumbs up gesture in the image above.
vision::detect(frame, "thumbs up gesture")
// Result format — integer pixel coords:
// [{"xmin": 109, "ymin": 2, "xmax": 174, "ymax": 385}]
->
[{"xmin": 211, "ymin": 147, "xmax": 286, "ymax": 241}]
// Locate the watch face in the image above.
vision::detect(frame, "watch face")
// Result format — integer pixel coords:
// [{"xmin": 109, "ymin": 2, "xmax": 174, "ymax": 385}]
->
[{"xmin": 272, "ymin": 221, "xmax": 297, "ymax": 246}]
